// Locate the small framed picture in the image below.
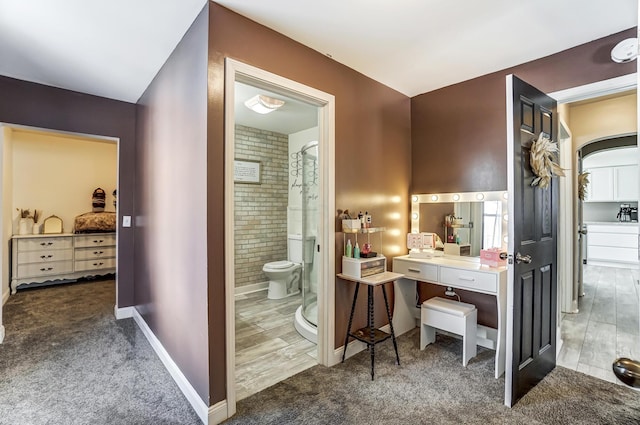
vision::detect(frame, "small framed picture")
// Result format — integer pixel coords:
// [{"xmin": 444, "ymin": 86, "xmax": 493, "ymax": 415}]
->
[{"xmin": 234, "ymin": 159, "xmax": 261, "ymax": 184}]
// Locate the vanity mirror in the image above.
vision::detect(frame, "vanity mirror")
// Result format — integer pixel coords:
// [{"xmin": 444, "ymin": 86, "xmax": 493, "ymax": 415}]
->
[{"xmin": 411, "ymin": 191, "xmax": 508, "ymax": 256}]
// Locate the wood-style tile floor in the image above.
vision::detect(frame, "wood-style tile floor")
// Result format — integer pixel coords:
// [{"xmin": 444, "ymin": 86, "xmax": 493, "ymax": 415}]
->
[
  {"xmin": 558, "ymin": 264, "xmax": 640, "ymax": 384},
  {"xmin": 235, "ymin": 290, "xmax": 317, "ymax": 401}
]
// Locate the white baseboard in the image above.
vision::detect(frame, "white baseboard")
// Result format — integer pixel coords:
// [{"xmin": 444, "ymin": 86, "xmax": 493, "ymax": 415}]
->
[
  {"xmin": 331, "ymin": 324, "xmax": 391, "ymax": 365},
  {"xmin": 114, "ymin": 305, "xmax": 135, "ymax": 320},
  {"xmin": 131, "ymin": 309, "xmax": 210, "ymax": 424},
  {"xmin": 234, "ymin": 281, "xmax": 268, "ymax": 296},
  {"xmin": 208, "ymin": 400, "xmax": 229, "ymax": 424},
  {"xmin": 0, "ymin": 324, "xmax": 4, "ymax": 344}
]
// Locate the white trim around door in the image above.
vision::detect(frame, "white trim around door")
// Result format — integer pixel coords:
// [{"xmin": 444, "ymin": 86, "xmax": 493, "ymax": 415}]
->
[{"xmin": 223, "ymin": 58, "xmax": 336, "ymax": 420}]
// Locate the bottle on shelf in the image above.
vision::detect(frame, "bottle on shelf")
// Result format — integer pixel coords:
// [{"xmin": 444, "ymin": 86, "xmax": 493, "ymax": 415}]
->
[
  {"xmin": 354, "ymin": 242, "xmax": 360, "ymax": 258},
  {"xmin": 346, "ymin": 239, "xmax": 353, "ymax": 258}
]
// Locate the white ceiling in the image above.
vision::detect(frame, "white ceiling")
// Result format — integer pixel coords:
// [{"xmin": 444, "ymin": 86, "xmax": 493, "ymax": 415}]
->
[{"xmin": 0, "ymin": 0, "xmax": 636, "ymax": 103}]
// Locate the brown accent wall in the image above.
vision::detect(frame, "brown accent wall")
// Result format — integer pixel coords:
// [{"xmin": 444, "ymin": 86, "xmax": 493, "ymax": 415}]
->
[
  {"xmin": 0, "ymin": 76, "xmax": 136, "ymax": 308},
  {"xmin": 411, "ymin": 27, "xmax": 637, "ymax": 194},
  {"xmin": 207, "ymin": 3, "xmax": 412, "ymax": 404},
  {"xmin": 135, "ymin": 6, "xmax": 210, "ymax": 404}
]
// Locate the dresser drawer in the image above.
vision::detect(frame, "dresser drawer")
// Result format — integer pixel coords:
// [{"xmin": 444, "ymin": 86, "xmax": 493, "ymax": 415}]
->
[
  {"xmin": 17, "ymin": 248, "xmax": 73, "ymax": 265},
  {"xmin": 74, "ymin": 246, "xmax": 116, "ymax": 260},
  {"xmin": 393, "ymin": 259, "xmax": 438, "ymax": 282},
  {"xmin": 74, "ymin": 258, "xmax": 116, "ymax": 272},
  {"xmin": 74, "ymin": 233, "xmax": 116, "ymax": 248},
  {"xmin": 17, "ymin": 237, "xmax": 73, "ymax": 252},
  {"xmin": 16, "ymin": 260, "xmax": 73, "ymax": 279},
  {"xmin": 439, "ymin": 266, "xmax": 497, "ymax": 294}
]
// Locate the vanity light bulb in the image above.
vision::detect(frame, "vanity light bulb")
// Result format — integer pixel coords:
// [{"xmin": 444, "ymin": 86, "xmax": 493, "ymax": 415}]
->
[
  {"xmin": 412, "ymin": 195, "xmax": 419, "ymax": 203},
  {"xmin": 476, "ymin": 193, "xmax": 485, "ymax": 200},
  {"xmin": 503, "ymin": 192, "xmax": 509, "ymax": 199},
  {"xmin": 503, "ymin": 236, "xmax": 509, "ymax": 243},
  {"xmin": 412, "ymin": 213, "xmax": 419, "ymax": 220},
  {"xmin": 503, "ymin": 214, "xmax": 508, "ymax": 221},
  {"xmin": 431, "ymin": 195, "xmax": 438, "ymax": 201},
  {"xmin": 452, "ymin": 194, "xmax": 460, "ymax": 201}
]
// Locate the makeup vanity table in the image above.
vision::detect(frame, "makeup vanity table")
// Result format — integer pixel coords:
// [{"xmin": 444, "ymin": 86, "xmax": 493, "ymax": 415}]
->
[
  {"xmin": 393, "ymin": 255, "xmax": 506, "ymax": 378},
  {"xmin": 397, "ymin": 190, "xmax": 510, "ymax": 378}
]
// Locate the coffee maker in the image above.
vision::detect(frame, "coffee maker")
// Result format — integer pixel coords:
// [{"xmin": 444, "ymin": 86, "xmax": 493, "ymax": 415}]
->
[{"xmin": 617, "ymin": 204, "xmax": 632, "ymax": 222}]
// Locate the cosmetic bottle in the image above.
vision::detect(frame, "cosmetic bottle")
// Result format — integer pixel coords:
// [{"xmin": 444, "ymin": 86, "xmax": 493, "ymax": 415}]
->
[
  {"xmin": 354, "ymin": 242, "xmax": 360, "ymax": 258},
  {"xmin": 345, "ymin": 239, "xmax": 352, "ymax": 258}
]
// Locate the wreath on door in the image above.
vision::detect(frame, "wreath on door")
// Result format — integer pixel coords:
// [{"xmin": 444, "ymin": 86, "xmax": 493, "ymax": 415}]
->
[{"xmin": 530, "ymin": 132, "xmax": 565, "ymax": 189}]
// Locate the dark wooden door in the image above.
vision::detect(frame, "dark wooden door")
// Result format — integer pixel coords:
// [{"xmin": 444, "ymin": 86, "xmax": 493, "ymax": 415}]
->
[{"xmin": 505, "ymin": 75, "xmax": 558, "ymax": 407}]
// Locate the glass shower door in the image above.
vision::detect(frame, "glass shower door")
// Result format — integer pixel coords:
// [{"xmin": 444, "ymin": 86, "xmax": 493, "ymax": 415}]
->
[{"xmin": 301, "ymin": 141, "xmax": 318, "ymax": 326}]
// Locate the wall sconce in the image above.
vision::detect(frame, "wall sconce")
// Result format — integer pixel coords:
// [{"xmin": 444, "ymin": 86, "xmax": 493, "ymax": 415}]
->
[{"xmin": 244, "ymin": 94, "xmax": 285, "ymax": 114}]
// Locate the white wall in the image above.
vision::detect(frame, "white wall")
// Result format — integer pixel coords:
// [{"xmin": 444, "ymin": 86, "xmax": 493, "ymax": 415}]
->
[
  {"xmin": 1, "ymin": 126, "xmax": 14, "ymax": 308},
  {"xmin": 11, "ymin": 129, "xmax": 117, "ymax": 234}
]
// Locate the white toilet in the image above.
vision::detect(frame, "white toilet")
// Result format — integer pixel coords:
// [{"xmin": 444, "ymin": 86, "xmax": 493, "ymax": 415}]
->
[{"xmin": 263, "ymin": 234, "xmax": 313, "ymax": 300}]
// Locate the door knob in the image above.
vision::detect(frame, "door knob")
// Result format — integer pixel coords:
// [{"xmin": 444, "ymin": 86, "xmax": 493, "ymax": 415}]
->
[{"xmin": 515, "ymin": 252, "xmax": 532, "ymax": 264}]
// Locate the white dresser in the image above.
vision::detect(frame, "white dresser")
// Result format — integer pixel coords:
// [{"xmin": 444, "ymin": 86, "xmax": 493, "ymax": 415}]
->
[
  {"xmin": 392, "ymin": 254, "xmax": 507, "ymax": 378},
  {"xmin": 11, "ymin": 232, "xmax": 116, "ymax": 294}
]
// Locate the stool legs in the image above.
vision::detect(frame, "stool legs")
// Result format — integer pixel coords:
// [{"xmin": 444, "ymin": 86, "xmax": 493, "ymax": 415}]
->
[
  {"xmin": 420, "ymin": 324, "xmax": 436, "ymax": 350},
  {"xmin": 462, "ymin": 310, "xmax": 477, "ymax": 367}
]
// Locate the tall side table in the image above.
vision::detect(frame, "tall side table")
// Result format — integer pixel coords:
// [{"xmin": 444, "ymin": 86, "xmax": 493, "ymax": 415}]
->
[{"xmin": 338, "ymin": 271, "xmax": 404, "ymax": 380}]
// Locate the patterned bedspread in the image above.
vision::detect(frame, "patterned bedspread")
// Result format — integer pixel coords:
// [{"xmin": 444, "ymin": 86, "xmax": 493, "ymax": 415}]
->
[{"xmin": 74, "ymin": 212, "xmax": 116, "ymax": 233}]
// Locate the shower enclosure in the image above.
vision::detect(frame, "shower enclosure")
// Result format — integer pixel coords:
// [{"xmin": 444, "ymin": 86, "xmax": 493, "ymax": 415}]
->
[{"xmin": 294, "ymin": 140, "xmax": 319, "ymax": 343}]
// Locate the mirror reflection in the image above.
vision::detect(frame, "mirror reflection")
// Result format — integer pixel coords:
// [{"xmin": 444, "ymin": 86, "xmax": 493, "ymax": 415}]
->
[{"xmin": 411, "ymin": 191, "xmax": 508, "ymax": 257}]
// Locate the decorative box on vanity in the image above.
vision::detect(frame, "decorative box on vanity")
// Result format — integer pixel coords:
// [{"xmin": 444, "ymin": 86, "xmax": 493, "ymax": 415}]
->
[{"xmin": 342, "ymin": 255, "xmax": 387, "ymax": 279}]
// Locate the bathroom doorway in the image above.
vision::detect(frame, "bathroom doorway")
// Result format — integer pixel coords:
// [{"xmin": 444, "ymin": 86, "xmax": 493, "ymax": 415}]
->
[{"xmin": 224, "ymin": 59, "xmax": 336, "ymax": 413}]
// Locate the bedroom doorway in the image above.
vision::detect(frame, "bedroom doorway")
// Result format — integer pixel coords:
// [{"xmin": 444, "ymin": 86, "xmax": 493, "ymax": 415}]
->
[{"xmin": 0, "ymin": 123, "xmax": 120, "ymax": 341}]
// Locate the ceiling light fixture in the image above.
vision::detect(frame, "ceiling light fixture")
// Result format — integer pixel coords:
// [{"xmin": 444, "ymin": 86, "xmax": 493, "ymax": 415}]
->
[
  {"xmin": 244, "ymin": 94, "xmax": 285, "ymax": 114},
  {"xmin": 611, "ymin": 38, "xmax": 638, "ymax": 63}
]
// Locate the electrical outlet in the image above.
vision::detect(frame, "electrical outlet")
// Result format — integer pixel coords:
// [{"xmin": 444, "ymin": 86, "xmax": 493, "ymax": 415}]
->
[
  {"xmin": 583, "ymin": 259, "xmax": 587, "ymax": 265},
  {"xmin": 122, "ymin": 216, "xmax": 132, "ymax": 227}
]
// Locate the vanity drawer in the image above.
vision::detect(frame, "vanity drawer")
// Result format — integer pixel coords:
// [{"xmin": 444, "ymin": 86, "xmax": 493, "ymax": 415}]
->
[
  {"xmin": 393, "ymin": 259, "xmax": 438, "ymax": 282},
  {"xmin": 439, "ymin": 266, "xmax": 497, "ymax": 294}
]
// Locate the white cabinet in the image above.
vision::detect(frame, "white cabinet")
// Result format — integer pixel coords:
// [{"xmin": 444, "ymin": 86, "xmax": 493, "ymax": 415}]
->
[
  {"xmin": 614, "ymin": 165, "xmax": 638, "ymax": 201},
  {"xmin": 585, "ymin": 165, "xmax": 638, "ymax": 202},
  {"xmin": 586, "ymin": 224, "xmax": 639, "ymax": 266},
  {"xmin": 585, "ymin": 167, "xmax": 613, "ymax": 201},
  {"xmin": 11, "ymin": 232, "xmax": 116, "ymax": 294}
]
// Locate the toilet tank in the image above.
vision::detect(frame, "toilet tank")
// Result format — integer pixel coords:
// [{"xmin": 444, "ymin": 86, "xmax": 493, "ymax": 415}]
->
[{"xmin": 288, "ymin": 234, "xmax": 315, "ymax": 263}]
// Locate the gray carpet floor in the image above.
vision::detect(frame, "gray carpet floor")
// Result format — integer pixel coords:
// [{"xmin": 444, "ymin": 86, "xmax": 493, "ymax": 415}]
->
[
  {"xmin": 225, "ymin": 330, "xmax": 640, "ymax": 424},
  {"xmin": 0, "ymin": 279, "xmax": 201, "ymax": 425},
  {"xmin": 3, "ymin": 279, "xmax": 640, "ymax": 425}
]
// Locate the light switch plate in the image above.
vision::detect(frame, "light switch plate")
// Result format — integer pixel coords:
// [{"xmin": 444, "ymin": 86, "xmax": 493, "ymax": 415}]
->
[{"xmin": 123, "ymin": 216, "xmax": 132, "ymax": 227}]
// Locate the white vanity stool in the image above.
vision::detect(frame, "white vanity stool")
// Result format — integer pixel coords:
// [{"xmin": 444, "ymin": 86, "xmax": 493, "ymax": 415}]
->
[{"xmin": 420, "ymin": 297, "xmax": 477, "ymax": 367}]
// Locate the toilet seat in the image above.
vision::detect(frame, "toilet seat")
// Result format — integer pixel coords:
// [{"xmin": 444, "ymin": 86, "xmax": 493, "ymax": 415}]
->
[{"xmin": 266, "ymin": 260, "xmax": 294, "ymax": 269}]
